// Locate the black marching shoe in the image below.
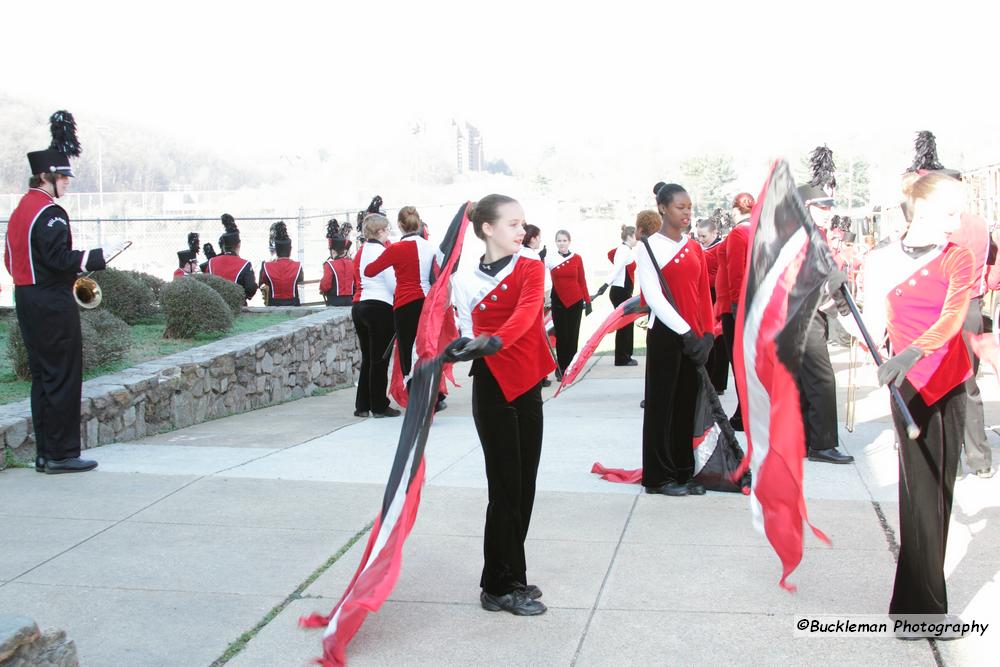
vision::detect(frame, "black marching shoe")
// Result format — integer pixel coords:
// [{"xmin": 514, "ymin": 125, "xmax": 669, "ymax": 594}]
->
[
  {"xmin": 639, "ymin": 399, "xmax": 646, "ymax": 409},
  {"xmin": 615, "ymin": 359, "xmax": 639, "ymax": 367},
  {"xmin": 44, "ymin": 457, "xmax": 98, "ymax": 474},
  {"xmin": 372, "ymin": 407, "xmax": 401, "ymax": 418},
  {"xmin": 35, "ymin": 456, "xmax": 47, "ymax": 473},
  {"xmin": 644, "ymin": 481, "xmax": 689, "ymax": 496},
  {"xmin": 434, "ymin": 398, "xmax": 447, "ymax": 413},
  {"xmin": 480, "ymin": 589, "xmax": 547, "ymax": 616},
  {"xmin": 686, "ymin": 480, "xmax": 706, "ymax": 496},
  {"xmin": 540, "ymin": 377, "xmax": 552, "ymax": 388},
  {"xmin": 807, "ymin": 448, "xmax": 854, "ymax": 464},
  {"xmin": 523, "ymin": 584, "xmax": 543, "ymax": 600},
  {"xmin": 353, "ymin": 410, "xmax": 370, "ymax": 418}
]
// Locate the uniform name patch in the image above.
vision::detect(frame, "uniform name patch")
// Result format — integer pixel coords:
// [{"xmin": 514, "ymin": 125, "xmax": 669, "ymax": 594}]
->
[{"xmin": 47, "ymin": 217, "xmax": 67, "ymax": 227}]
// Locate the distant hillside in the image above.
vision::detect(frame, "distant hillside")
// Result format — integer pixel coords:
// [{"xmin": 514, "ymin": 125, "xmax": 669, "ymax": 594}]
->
[{"xmin": 0, "ymin": 96, "xmax": 262, "ymax": 193}]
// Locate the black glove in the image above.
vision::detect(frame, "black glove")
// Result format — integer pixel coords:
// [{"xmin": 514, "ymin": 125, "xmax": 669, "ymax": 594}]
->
[
  {"xmin": 444, "ymin": 334, "xmax": 503, "ymax": 362},
  {"xmin": 877, "ymin": 346, "xmax": 923, "ymax": 387},
  {"xmin": 681, "ymin": 331, "xmax": 714, "ymax": 366},
  {"xmin": 827, "ymin": 270, "xmax": 851, "ymax": 317},
  {"xmin": 584, "ymin": 301, "xmax": 593, "ymax": 316},
  {"xmin": 595, "ymin": 283, "xmax": 609, "ymax": 297}
]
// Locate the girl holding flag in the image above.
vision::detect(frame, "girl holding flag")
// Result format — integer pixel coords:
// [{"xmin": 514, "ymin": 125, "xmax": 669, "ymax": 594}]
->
[
  {"xmin": 452, "ymin": 194, "xmax": 555, "ymax": 616},
  {"xmin": 634, "ymin": 184, "xmax": 715, "ymax": 497},
  {"xmin": 834, "ymin": 171, "xmax": 973, "ymax": 620}
]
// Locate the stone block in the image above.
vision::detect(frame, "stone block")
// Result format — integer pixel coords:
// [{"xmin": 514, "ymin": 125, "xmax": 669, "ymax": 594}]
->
[
  {"xmin": 123, "ymin": 406, "xmax": 136, "ymax": 427},
  {"xmin": 0, "ymin": 616, "xmax": 39, "ymax": 662},
  {"xmin": 172, "ymin": 394, "xmax": 194, "ymax": 429},
  {"xmin": 98, "ymin": 421, "xmax": 115, "ymax": 445},
  {"xmin": 260, "ymin": 353, "xmax": 274, "ymax": 374},
  {"xmin": 5, "ymin": 419, "xmax": 29, "ymax": 449}
]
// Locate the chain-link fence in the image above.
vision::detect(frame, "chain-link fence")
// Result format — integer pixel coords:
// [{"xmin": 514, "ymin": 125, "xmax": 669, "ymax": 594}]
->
[{"xmin": 0, "ymin": 201, "xmax": 475, "ymax": 307}]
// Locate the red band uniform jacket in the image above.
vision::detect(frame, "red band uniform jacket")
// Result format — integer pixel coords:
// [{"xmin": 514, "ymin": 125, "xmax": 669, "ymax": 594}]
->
[
  {"xmin": 452, "ymin": 248, "xmax": 556, "ymax": 402},
  {"xmin": 259, "ymin": 258, "xmax": 304, "ymax": 306}
]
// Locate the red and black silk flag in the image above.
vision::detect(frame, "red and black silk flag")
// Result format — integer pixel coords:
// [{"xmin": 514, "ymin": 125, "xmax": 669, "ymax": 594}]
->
[
  {"xmin": 301, "ymin": 204, "xmax": 478, "ymax": 665},
  {"xmin": 733, "ymin": 160, "xmax": 834, "ymax": 591}
]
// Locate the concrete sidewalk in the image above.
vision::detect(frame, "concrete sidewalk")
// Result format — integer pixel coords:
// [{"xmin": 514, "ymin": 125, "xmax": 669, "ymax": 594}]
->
[{"xmin": 2, "ymin": 352, "xmax": 999, "ymax": 666}]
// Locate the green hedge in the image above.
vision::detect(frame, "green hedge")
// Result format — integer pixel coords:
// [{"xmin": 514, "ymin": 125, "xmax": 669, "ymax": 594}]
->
[
  {"xmin": 92, "ymin": 268, "xmax": 158, "ymax": 323},
  {"xmin": 5, "ymin": 310, "xmax": 132, "ymax": 380},
  {"xmin": 130, "ymin": 271, "xmax": 167, "ymax": 305},
  {"xmin": 5, "ymin": 321, "xmax": 29, "ymax": 380},
  {"xmin": 81, "ymin": 310, "xmax": 132, "ymax": 371},
  {"xmin": 191, "ymin": 273, "xmax": 245, "ymax": 315},
  {"xmin": 161, "ymin": 278, "xmax": 234, "ymax": 339}
]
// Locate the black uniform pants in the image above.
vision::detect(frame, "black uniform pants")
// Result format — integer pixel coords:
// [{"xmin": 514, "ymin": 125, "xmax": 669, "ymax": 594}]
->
[
  {"xmin": 15, "ymin": 285, "xmax": 84, "ymax": 461},
  {"xmin": 550, "ymin": 292, "xmax": 583, "ymax": 373},
  {"xmin": 352, "ymin": 300, "xmax": 394, "ymax": 413},
  {"xmin": 961, "ymin": 297, "xmax": 991, "ymax": 471},
  {"xmin": 393, "ymin": 298, "xmax": 424, "ymax": 379},
  {"xmin": 721, "ymin": 312, "xmax": 741, "ymax": 419},
  {"xmin": 326, "ymin": 295, "xmax": 354, "ymax": 307},
  {"xmin": 473, "ymin": 366, "xmax": 543, "ymax": 596},
  {"xmin": 796, "ymin": 312, "xmax": 838, "ymax": 452},
  {"xmin": 609, "ymin": 281, "xmax": 634, "ymax": 365},
  {"xmin": 889, "ymin": 382, "xmax": 965, "ymax": 616},
  {"xmin": 642, "ymin": 321, "xmax": 698, "ymax": 487}
]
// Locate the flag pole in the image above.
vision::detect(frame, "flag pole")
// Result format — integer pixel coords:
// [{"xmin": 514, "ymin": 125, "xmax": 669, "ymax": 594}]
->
[{"xmin": 838, "ymin": 284, "xmax": 920, "ymax": 440}]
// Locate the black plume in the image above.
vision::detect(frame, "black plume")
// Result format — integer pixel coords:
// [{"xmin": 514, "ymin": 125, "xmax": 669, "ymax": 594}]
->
[
  {"xmin": 809, "ymin": 145, "xmax": 837, "ymax": 189},
  {"xmin": 326, "ymin": 219, "xmax": 341, "ymax": 239},
  {"xmin": 203, "ymin": 243, "xmax": 217, "ymax": 259},
  {"xmin": 908, "ymin": 130, "xmax": 945, "ymax": 173},
  {"xmin": 221, "ymin": 213, "xmax": 238, "ymax": 233},
  {"xmin": 366, "ymin": 195, "xmax": 383, "ymax": 215},
  {"xmin": 271, "ymin": 221, "xmax": 290, "ymax": 241},
  {"xmin": 188, "ymin": 233, "xmax": 201, "ymax": 255},
  {"xmin": 49, "ymin": 110, "xmax": 81, "ymax": 157}
]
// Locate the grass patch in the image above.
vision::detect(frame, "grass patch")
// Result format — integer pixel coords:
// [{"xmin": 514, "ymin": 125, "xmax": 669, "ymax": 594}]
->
[
  {"xmin": 0, "ymin": 312, "xmax": 298, "ymax": 406},
  {"xmin": 210, "ymin": 521, "xmax": 374, "ymax": 666},
  {"xmin": 4, "ymin": 449, "xmax": 32, "ymax": 469}
]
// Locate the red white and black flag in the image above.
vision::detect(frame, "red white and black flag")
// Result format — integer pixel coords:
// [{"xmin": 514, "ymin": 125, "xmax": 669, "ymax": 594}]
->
[
  {"xmin": 301, "ymin": 204, "xmax": 493, "ymax": 665},
  {"xmin": 732, "ymin": 159, "xmax": 833, "ymax": 591}
]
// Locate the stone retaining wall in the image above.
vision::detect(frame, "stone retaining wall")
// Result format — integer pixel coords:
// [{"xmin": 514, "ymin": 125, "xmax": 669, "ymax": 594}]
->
[{"xmin": 0, "ymin": 307, "xmax": 359, "ymax": 466}]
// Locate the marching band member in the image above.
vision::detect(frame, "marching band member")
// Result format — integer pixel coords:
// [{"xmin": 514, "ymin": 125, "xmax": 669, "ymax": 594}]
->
[
  {"xmin": 363, "ymin": 207, "xmax": 440, "ymax": 408},
  {"xmin": 352, "ymin": 214, "xmax": 400, "ymax": 418},
  {"xmin": 720, "ymin": 193, "xmax": 754, "ymax": 428},
  {"xmin": 795, "ymin": 147, "xmax": 854, "ymax": 464},
  {"xmin": 696, "ymin": 218, "xmax": 728, "ymax": 392},
  {"xmin": 834, "ymin": 171, "xmax": 972, "ymax": 620},
  {"xmin": 205, "ymin": 214, "xmax": 258, "ymax": 302},
  {"xmin": 635, "ymin": 185, "xmax": 715, "ymax": 497},
  {"xmin": 452, "ymin": 194, "xmax": 555, "ymax": 616},
  {"xmin": 320, "ymin": 219, "xmax": 355, "ymax": 306},
  {"xmin": 546, "ymin": 229, "xmax": 590, "ymax": 374},
  {"xmin": 601, "ymin": 225, "xmax": 638, "ymax": 366},
  {"xmin": 173, "ymin": 233, "xmax": 200, "ymax": 279},
  {"xmin": 4, "ymin": 111, "xmax": 120, "ymax": 474},
  {"xmin": 259, "ymin": 222, "xmax": 304, "ymax": 306}
]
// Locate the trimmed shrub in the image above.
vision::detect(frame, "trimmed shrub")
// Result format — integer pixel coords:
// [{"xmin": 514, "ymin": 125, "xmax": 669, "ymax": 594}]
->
[
  {"xmin": 5, "ymin": 318, "xmax": 30, "ymax": 380},
  {"xmin": 129, "ymin": 271, "xmax": 166, "ymax": 305},
  {"xmin": 5, "ymin": 310, "xmax": 132, "ymax": 379},
  {"xmin": 161, "ymin": 278, "xmax": 233, "ymax": 339},
  {"xmin": 191, "ymin": 273, "xmax": 245, "ymax": 316},
  {"xmin": 92, "ymin": 268, "xmax": 158, "ymax": 323},
  {"xmin": 80, "ymin": 309, "xmax": 132, "ymax": 371}
]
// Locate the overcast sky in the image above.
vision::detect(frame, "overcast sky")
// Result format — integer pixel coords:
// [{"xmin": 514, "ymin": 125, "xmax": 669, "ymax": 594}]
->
[{"xmin": 4, "ymin": 0, "xmax": 1000, "ymax": 180}]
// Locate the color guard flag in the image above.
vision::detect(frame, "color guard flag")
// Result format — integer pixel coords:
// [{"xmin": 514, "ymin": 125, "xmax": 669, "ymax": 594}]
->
[{"xmin": 733, "ymin": 159, "xmax": 833, "ymax": 591}]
